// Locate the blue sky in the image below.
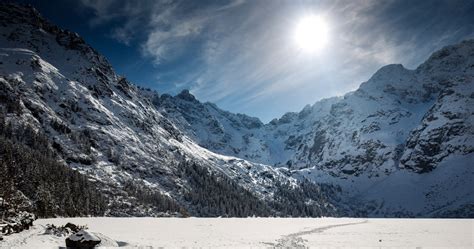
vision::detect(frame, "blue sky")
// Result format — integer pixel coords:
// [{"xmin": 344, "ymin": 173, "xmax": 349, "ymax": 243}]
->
[{"xmin": 16, "ymin": 0, "xmax": 474, "ymax": 122}]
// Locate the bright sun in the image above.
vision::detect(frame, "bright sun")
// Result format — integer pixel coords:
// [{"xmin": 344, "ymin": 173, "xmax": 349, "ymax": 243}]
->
[{"xmin": 294, "ymin": 15, "xmax": 329, "ymax": 53}]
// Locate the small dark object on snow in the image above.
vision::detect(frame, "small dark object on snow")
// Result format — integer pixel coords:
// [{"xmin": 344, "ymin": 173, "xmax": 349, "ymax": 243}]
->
[
  {"xmin": 379, "ymin": 239, "xmax": 382, "ymax": 242},
  {"xmin": 65, "ymin": 230, "xmax": 101, "ymax": 248},
  {"xmin": 0, "ymin": 235, "xmax": 3, "ymax": 241}
]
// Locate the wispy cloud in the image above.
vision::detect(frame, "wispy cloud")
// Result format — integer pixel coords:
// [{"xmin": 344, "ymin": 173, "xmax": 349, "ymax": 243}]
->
[{"xmin": 79, "ymin": 0, "xmax": 474, "ymax": 122}]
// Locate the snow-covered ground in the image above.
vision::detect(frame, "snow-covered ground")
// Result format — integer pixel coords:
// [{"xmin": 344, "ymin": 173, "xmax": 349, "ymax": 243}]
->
[{"xmin": 2, "ymin": 218, "xmax": 472, "ymax": 248}]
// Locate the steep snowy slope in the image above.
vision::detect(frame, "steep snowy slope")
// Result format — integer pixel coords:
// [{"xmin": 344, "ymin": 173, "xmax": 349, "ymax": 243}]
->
[
  {"xmin": 151, "ymin": 89, "xmax": 269, "ymax": 162},
  {"xmin": 0, "ymin": 3, "xmax": 340, "ymax": 217}
]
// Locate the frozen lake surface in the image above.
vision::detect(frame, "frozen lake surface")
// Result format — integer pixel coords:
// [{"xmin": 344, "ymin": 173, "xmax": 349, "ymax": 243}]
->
[{"xmin": 2, "ymin": 217, "xmax": 473, "ymax": 248}]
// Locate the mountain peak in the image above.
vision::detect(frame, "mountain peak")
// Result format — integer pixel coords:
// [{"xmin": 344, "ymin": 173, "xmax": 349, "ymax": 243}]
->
[
  {"xmin": 0, "ymin": 3, "xmax": 46, "ymax": 32},
  {"xmin": 417, "ymin": 39, "xmax": 474, "ymax": 74},
  {"xmin": 370, "ymin": 64, "xmax": 410, "ymax": 81},
  {"xmin": 357, "ymin": 63, "xmax": 414, "ymax": 95},
  {"xmin": 0, "ymin": 2, "xmax": 113, "ymax": 79},
  {"xmin": 427, "ymin": 39, "xmax": 474, "ymax": 62},
  {"xmin": 176, "ymin": 89, "xmax": 197, "ymax": 102}
]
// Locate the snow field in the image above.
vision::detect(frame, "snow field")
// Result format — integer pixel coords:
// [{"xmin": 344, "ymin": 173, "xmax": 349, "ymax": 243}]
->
[{"xmin": 2, "ymin": 217, "xmax": 472, "ymax": 248}]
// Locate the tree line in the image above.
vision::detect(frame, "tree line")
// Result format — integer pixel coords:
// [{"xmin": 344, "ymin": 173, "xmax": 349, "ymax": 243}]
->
[
  {"xmin": 0, "ymin": 111, "xmax": 107, "ymax": 217},
  {"xmin": 176, "ymin": 160, "xmax": 341, "ymax": 217},
  {"xmin": 176, "ymin": 161, "xmax": 272, "ymax": 217}
]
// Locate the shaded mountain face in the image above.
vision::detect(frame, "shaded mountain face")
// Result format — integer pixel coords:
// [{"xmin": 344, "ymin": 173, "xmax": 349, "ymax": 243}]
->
[{"xmin": 0, "ymin": 3, "xmax": 472, "ymax": 218}]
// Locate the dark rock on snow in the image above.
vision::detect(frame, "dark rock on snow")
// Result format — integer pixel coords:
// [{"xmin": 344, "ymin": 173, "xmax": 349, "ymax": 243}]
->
[{"xmin": 65, "ymin": 230, "xmax": 101, "ymax": 248}]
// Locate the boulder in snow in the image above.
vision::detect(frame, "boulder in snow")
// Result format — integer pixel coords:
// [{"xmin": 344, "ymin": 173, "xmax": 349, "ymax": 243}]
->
[{"xmin": 65, "ymin": 230, "xmax": 101, "ymax": 248}]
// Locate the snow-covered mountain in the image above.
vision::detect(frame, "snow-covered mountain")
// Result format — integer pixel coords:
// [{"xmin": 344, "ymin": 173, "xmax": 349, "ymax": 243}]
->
[
  {"xmin": 0, "ymin": 3, "xmax": 472, "ymax": 217},
  {"xmin": 154, "ymin": 41, "xmax": 474, "ymax": 216}
]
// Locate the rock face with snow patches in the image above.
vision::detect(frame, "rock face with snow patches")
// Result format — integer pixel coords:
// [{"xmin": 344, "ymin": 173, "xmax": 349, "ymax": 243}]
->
[{"xmin": 0, "ymin": 3, "xmax": 472, "ymax": 218}]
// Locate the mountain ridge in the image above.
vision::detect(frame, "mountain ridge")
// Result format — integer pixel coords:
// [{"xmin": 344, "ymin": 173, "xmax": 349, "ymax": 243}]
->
[{"xmin": 154, "ymin": 39, "xmax": 474, "ymax": 216}]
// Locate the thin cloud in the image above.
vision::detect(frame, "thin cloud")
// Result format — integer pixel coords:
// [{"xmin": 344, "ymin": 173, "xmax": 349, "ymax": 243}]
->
[{"xmin": 79, "ymin": 0, "xmax": 474, "ymax": 122}]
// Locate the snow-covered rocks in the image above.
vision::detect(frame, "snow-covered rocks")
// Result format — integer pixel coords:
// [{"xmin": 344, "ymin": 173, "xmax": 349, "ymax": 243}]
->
[
  {"xmin": 41, "ymin": 223, "xmax": 119, "ymax": 247},
  {"xmin": 0, "ymin": 197, "xmax": 36, "ymax": 236},
  {"xmin": 44, "ymin": 223, "xmax": 86, "ymax": 237},
  {"xmin": 0, "ymin": 212, "xmax": 35, "ymax": 235}
]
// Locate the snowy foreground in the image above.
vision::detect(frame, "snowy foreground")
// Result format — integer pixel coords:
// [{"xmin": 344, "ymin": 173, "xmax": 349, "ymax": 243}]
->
[{"xmin": 2, "ymin": 218, "xmax": 473, "ymax": 248}]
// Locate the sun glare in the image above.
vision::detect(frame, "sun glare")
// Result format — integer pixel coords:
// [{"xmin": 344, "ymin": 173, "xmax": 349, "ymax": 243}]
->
[{"xmin": 294, "ymin": 15, "xmax": 329, "ymax": 53}]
